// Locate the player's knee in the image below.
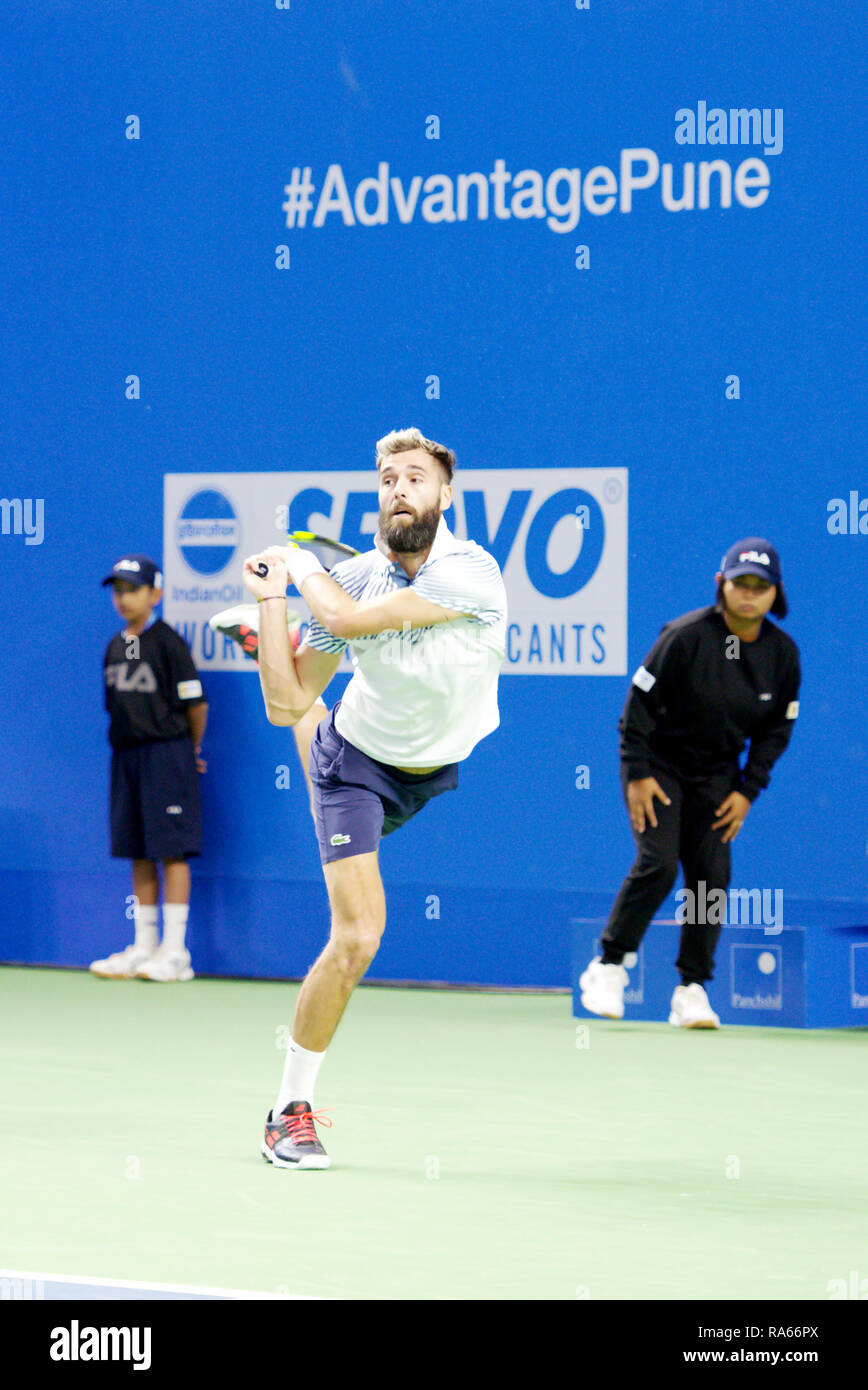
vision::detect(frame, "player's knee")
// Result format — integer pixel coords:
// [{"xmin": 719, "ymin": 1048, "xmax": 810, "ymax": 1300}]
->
[{"xmin": 329, "ymin": 926, "xmax": 382, "ymax": 982}]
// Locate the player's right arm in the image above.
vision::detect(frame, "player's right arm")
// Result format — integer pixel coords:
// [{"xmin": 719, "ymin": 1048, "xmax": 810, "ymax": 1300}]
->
[{"xmin": 244, "ymin": 551, "xmax": 342, "ymax": 726}]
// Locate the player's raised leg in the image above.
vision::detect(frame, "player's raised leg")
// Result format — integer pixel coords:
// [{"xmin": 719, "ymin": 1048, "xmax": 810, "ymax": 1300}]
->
[
  {"xmin": 262, "ymin": 850, "xmax": 386, "ymax": 1170},
  {"xmin": 291, "ymin": 700, "xmax": 326, "ymax": 820}
]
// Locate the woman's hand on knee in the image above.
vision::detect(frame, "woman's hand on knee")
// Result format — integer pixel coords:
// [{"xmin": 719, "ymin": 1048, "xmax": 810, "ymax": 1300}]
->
[{"xmin": 627, "ymin": 777, "xmax": 671, "ymax": 834}]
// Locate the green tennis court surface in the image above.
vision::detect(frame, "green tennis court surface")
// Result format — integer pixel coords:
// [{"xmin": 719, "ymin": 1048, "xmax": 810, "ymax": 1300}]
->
[{"xmin": 2, "ymin": 966, "xmax": 866, "ymax": 1301}]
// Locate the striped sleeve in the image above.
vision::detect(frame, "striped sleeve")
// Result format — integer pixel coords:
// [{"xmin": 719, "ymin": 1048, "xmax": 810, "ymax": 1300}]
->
[
  {"xmin": 412, "ymin": 547, "xmax": 506, "ymax": 625},
  {"xmin": 299, "ymin": 555, "xmax": 371, "ymax": 655},
  {"xmin": 302, "ymin": 616, "xmax": 347, "ymax": 654}
]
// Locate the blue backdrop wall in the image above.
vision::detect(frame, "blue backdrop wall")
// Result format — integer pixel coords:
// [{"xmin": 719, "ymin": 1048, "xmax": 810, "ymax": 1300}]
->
[{"xmin": 2, "ymin": 1, "xmax": 865, "ymax": 986}]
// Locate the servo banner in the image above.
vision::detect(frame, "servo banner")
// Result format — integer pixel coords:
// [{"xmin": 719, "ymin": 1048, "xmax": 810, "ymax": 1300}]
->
[{"xmin": 164, "ymin": 470, "xmax": 628, "ymax": 675}]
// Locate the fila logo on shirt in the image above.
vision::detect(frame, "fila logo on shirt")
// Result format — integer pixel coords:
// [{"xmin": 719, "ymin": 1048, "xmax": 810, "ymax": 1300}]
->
[{"xmin": 105, "ymin": 662, "xmax": 157, "ymax": 693}]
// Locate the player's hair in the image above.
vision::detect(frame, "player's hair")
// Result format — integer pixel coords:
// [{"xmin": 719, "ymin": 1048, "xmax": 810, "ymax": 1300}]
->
[
  {"xmin": 715, "ymin": 578, "xmax": 788, "ymax": 619},
  {"xmin": 375, "ymin": 427, "xmax": 456, "ymax": 483}
]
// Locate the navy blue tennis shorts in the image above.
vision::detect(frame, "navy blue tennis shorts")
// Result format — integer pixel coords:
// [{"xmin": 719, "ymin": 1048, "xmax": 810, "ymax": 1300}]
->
[
  {"xmin": 110, "ymin": 736, "xmax": 202, "ymax": 860},
  {"xmin": 309, "ymin": 702, "xmax": 459, "ymax": 864}
]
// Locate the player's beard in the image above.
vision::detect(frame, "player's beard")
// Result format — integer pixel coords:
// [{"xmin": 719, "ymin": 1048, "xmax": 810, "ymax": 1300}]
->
[{"xmin": 380, "ymin": 502, "xmax": 441, "ymax": 554}]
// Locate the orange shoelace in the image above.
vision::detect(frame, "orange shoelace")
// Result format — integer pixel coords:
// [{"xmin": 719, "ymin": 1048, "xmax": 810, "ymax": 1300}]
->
[{"xmin": 286, "ymin": 1108, "xmax": 333, "ymax": 1143}]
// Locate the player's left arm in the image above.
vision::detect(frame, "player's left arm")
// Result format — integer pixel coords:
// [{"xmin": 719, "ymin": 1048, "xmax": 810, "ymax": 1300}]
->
[
  {"xmin": 301, "ymin": 577, "xmax": 469, "ymax": 639},
  {"xmin": 287, "ymin": 545, "xmax": 503, "ymax": 640}
]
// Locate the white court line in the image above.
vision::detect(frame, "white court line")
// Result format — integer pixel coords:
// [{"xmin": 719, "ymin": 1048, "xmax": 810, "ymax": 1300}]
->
[{"xmin": 0, "ymin": 1269, "xmax": 319, "ymax": 1300}]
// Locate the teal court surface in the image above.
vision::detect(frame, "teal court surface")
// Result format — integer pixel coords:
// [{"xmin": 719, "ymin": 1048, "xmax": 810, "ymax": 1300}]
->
[{"xmin": 1, "ymin": 966, "xmax": 866, "ymax": 1301}]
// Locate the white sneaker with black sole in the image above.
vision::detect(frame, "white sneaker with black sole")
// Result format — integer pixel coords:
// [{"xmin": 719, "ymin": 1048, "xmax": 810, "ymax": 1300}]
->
[
  {"xmin": 579, "ymin": 956, "xmax": 629, "ymax": 1019},
  {"xmin": 669, "ymin": 983, "xmax": 720, "ymax": 1029}
]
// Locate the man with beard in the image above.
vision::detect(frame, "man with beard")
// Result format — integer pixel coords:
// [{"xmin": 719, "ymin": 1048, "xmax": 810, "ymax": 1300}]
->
[{"xmin": 244, "ymin": 428, "xmax": 507, "ymax": 1169}]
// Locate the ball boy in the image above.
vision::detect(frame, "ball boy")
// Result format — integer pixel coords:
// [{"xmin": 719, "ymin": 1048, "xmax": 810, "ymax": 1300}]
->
[{"xmin": 90, "ymin": 555, "xmax": 208, "ymax": 983}]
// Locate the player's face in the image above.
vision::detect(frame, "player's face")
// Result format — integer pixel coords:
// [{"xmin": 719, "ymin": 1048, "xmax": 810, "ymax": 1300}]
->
[
  {"xmin": 378, "ymin": 449, "xmax": 452, "ymax": 554},
  {"xmin": 720, "ymin": 573, "xmax": 776, "ymax": 620},
  {"xmin": 111, "ymin": 581, "xmax": 160, "ymax": 625}
]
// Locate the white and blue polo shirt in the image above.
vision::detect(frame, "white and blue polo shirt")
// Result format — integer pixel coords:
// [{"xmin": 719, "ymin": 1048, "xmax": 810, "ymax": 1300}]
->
[{"xmin": 301, "ymin": 517, "xmax": 507, "ymax": 768}]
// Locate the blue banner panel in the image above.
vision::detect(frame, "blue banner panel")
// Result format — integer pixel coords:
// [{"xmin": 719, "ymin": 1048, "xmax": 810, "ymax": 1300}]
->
[
  {"xmin": 1, "ymin": 3, "xmax": 865, "ymax": 987},
  {"xmin": 572, "ymin": 916, "xmax": 868, "ymax": 1029}
]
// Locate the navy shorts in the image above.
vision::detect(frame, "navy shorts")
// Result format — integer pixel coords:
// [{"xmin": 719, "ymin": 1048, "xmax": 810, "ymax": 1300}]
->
[
  {"xmin": 110, "ymin": 737, "xmax": 202, "ymax": 860},
  {"xmin": 309, "ymin": 702, "xmax": 459, "ymax": 864}
]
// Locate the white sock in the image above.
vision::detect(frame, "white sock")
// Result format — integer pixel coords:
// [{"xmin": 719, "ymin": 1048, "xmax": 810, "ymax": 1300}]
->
[
  {"xmin": 133, "ymin": 904, "xmax": 159, "ymax": 955},
  {"xmin": 162, "ymin": 902, "xmax": 189, "ymax": 954},
  {"xmin": 274, "ymin": 1038, "xmax": 326, "ymax": 1115}
]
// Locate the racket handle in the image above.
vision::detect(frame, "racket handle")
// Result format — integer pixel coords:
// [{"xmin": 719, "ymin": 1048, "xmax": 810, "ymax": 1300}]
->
[{"xmin": 256, "ymin": 540, "xmax": 296, "ymax": 578}]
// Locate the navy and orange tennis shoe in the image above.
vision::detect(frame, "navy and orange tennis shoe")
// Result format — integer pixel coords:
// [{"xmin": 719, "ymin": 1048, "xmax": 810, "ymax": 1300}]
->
[
  {"xmin": 208, "ymin": 604, "xmax": 302, "ymax": 662},
  {"xmin": 261, "ymin": 1101, "xmax": 332, "ymax": 1170}
]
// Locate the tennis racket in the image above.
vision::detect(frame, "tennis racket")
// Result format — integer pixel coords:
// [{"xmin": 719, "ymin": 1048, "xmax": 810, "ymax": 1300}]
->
[{"xmin": 254, "ymin": 531, "xmax": 360, "ymax": 578}]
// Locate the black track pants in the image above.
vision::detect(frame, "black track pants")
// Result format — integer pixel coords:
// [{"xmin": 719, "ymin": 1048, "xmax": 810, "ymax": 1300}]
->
[{"xmin": 599, "ymin": 763, "xmax": 736, "ymax": 984}]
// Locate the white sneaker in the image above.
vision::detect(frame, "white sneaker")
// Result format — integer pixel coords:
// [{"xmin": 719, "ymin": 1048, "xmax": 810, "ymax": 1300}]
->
[
  {"xmin": 136, "ymin": 946, "xmax": 195, "ymax": 982},
  {"xmin": 89, "ymin": 943, "xmax": 154, "ymax": 979},
  {"xmin": 208, "ymin": 603, "xmax": 301, "ymax": 662},
  {"xmin": 579, "ymin": 956, "xmax": 629, "ymax": 1019},
  {"xmin": 669, "ymin": 983, "xmax": 720, "ymax": 1029}
]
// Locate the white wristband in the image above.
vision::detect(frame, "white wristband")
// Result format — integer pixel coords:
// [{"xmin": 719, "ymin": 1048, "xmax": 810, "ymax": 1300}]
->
[{"xmin": 284, "ymin": 545, "xmax": 326, "ymax": 588}]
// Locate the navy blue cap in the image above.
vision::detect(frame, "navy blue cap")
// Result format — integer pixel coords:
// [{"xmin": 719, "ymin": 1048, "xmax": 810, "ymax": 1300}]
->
[
  {"xmin": 101, "ymin": 555, "xmax": 163, "ymax": 588},
  {"xmin": 720, "ymin": 537, "xmax": 781, "ymax": 586}
]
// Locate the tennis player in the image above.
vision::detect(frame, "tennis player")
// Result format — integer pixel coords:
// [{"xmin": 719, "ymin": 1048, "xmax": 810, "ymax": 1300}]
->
[
  {"xmin": 580, "ymin": 538, "xmax": 801, "ymax": 1028},
  {"xmin": 244, "ymin": 428, "xmax": 507, "ymax": 1168}
]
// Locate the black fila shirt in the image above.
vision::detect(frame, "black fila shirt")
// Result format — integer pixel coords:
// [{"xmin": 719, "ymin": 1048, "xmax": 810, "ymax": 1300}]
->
[
  {"xmin": 619, "ymin": 606, "xmax": 801, "ymax": 801},
  {"xmin": 104, "ymin": 619, "xmax": 205, "ymax": 751}
]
